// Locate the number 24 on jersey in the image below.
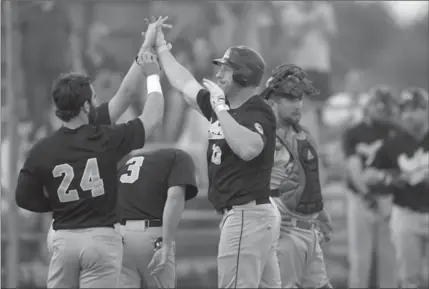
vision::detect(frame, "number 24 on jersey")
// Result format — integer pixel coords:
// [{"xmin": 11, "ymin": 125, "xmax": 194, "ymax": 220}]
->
[{"xmin": 53, "ymin": 158, "xmax": 105, "ymax": 203}]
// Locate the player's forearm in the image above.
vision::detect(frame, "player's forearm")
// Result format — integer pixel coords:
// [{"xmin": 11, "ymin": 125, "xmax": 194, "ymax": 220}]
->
[
  {"xmin": 157, "ymin": 49, "xmax": 199, "ymax": 101},
  {"xmin": 216, "ymin": 110, "xmax": 263, "ymax": 161},
  {"xmin": 139, "ymin": 75, "xmax": 165, "ymax": 141},
  {"xmin": 162, "ymin": 189, "xmax": 185, "ymax": 246},
  {"xmin": 109, "ymin": 42, "xmax": 152, "ymax": 123},
  {"xmin": 347, "ymin": 156, "xmax": 369, "ymax": 194},
  {"xmin": 15, "ymin": 191, "xmax": 51, "ymax": 213}
]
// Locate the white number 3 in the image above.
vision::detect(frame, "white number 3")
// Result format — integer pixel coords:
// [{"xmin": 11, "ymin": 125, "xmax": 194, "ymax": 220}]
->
[
  {"xmin": 119, "ymin": 156, "xmax": 145, "ymax": 184},
  {"xmin": 52, "ymin": 158, "xmax": 105, "ymax": 203}
]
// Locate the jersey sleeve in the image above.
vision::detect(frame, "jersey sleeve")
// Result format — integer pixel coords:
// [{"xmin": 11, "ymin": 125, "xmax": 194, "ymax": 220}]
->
[
  {"xmin": 167, "ymin": 150, "xmax": 198, "ymax": 201},
  {"xmin": 196, "ymin": 89, "xmax": 213, "ymax": 121},
  {"xmin": 95, "ymin": 102, "xmax": 111, "ymax": 125},
  {"xmin": 342, "ymin": 127, "xmax": 358, "ymax": 157},
  {"xmin": 15, "ymin": 147, "xmax": 51, "ymax": 212},
  {"xmin": 372, "ymin": 135, "xmax": 398, "ymax": 170},
  {"xmin": 238, "ymin": 104, "xmax": 276, "ymax": 148},
  {"xmin": 107, "ymin": 118, "xmax": 146, "ymax": 159}
]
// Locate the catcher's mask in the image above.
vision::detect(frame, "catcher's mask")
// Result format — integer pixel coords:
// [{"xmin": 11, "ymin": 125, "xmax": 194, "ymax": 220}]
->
[{"xmin": 261, "ymin": 64, "xmax": 319, "ymax": 101}]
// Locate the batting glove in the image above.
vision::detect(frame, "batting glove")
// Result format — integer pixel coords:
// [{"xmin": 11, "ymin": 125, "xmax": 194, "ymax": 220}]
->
[
  {"xmin": 202, "ymin": 78, "xmax": 230, "ymax": 114},
  {"xmin": 136, "ymin": 51, "xmax": 161, "ymax": 77}
]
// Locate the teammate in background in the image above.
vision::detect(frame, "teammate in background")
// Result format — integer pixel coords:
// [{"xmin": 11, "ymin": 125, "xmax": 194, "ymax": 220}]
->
[
  {"xmin": 341, "ymin": 86, "xmax": 400, "ymax": 288},
  {"xmin": 15, "ymin": 18, "xmax": 168, "ymax": 288},
  {"xmin": 370, "ymin": 88, "xmax": 429, "ymax": 288},
  {"xmin": 151, "ymin": 23, "xmax": 281, "ymax": 288},
  {"xmin": 118, "ymin": 148, "xmax": 198, "ymax": 288},
  {"xmin": 263, "ymin": 64, "xmax": 333, "ymax": 288}
]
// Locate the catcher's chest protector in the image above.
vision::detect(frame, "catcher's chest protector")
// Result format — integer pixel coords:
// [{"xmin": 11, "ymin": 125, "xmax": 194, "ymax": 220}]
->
[{"xmin": 276, "ymin": 130, "xmax": 324, "ymax": 215}]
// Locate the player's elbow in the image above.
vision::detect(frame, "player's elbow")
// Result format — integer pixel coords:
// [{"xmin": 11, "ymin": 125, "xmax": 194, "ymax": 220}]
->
[
  {"xmin": 15, "ymin": 191, "xmax": 51, "ymax": 213},
  {"xmin": 141, "ymin": 91, "xmax": 164, "ymax": 138},
  {"xmin": 166, "ymin": 186, "xmax": 186, "ymax": 204},
  {"xmin": 239, "ymin": 137, "xmax": 264, "ymax": 161}
]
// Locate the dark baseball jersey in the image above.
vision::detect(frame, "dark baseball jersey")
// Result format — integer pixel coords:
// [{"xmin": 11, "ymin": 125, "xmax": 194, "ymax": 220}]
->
[
  {"xmin": 196, "ymin": 89, "xmax": 276, "ymax": 210},
  {"xmin": 15, "ymin": 103, "xmax": 146, "ymax": 230},
  {"xmin": 372, "ymin": 130, "xmax": 429, "ymax": 213},
  {"xmin": 342, "ymin": 121, "xmax": 398, "ymax": 193},
  {"xmin": 117, "ymin": 149, "xmax": 198, "ymax": 222}
]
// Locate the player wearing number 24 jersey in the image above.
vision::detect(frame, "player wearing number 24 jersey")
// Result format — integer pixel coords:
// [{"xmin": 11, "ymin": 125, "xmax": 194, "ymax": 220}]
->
[{"xmin": 15, "ymin": 61, "xmax": 164, "ymax": 287}]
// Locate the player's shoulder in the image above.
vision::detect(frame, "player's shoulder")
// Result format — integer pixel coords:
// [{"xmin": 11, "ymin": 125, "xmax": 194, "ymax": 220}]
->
[
  {"xmin": 154, "ymin": 148, "xmax": 193, "ymax": 163},
  {"xmin": 247, "ymin": 95, "xmax": 273, "ymax": 112}
]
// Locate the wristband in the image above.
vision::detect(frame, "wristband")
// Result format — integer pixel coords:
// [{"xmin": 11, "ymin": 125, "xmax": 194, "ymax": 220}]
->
[
  {"xmin": 147, "ymin": 74, "xmax": 162, "ymax": 94},
  {"xmin": 157, "ymin": 43, "xmax": 170, "ymax": 54},
  {"xmin": 214, "ymin": 104, "xmax": 230, "ymax": 114}
]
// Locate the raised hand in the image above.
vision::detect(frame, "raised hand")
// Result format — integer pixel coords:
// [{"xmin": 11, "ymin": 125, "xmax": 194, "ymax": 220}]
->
[
  {"xmin": 135, "ymin": 51, "xmax": 161, "ymax": 77},
  {"xmin": 141, "ymin": 16, "xmax": 172, "ymax": 49},
  {"xmin": 203, "ymin": 78, "xmax": 230, "ymax": 113}
]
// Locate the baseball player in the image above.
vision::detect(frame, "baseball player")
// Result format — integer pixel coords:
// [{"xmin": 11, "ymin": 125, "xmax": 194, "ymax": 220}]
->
[
  {"xmin": 262, "ymin": 64, "xmax": 333, "ymax": 288},
  {"xmin": 369, "ymin": 87, "xmax": 429, "ymax": 288},
  {"xmin": 15, "ymin": 19, "xmax": 167, "ymax": 288},
  {"xmin": 149, "ymin": 25, "xmax": 281, "ymax": 288},
  {"xmin": 341, "ymin": 86, "xmax": 400, "ymax": 288},
  {"xmin": 117, "ymin": 148, "xmax": 198, "ymax": 288}
]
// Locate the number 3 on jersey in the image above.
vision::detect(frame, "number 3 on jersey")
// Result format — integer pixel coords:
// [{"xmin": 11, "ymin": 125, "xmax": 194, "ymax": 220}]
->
[
  {"xmin": 53, "ymin": 158, "xmax": 105, "ymax": 203},
  {"xmin": 119, "ymin": 156, "xmax": 145, "ymax": 184}
]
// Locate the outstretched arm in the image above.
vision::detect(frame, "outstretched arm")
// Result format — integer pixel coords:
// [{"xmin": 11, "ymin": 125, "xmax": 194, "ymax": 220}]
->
[
  {"xmin": 107, "ymin": 17, "xmax": 172, "ymax": 123},
  {"xmin": 155, "ymin": 30, "xmax": 206, "ymax": 116}
]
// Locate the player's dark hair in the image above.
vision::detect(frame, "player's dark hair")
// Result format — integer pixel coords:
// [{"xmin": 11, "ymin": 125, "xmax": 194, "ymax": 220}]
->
[{"xmin": 52, "ymin": 73, "xmax": 93, "ymax": 122}]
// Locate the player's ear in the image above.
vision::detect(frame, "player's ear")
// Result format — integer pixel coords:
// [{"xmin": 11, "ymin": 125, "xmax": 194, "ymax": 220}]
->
[{"xmin": 82, "ymin": 101, "xmax": 91, "ymax": 114}]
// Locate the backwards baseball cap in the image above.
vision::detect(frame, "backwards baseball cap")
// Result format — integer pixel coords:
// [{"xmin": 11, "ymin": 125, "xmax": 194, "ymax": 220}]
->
[{"xmin": 261, "ymin": 64, "xmax": 319, "ymax": 100}]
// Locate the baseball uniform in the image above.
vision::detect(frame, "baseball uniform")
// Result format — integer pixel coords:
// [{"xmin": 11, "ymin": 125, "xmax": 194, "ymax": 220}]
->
[
  {"xmin": 372, "ymin": 128, "xmax": 429, "ymax": 288},
  {"xmin": 342, "ymin": 121, "xmax": 398, "ymax": 288},
  {"xmin": 117, "ymin": 148, "xmax": 198, "ymax": 288},
  {"xmin": 196, "ymin": 89, "xmax": 281, "ymax": 288},
  {"xmin": 15, "ymin": 102, "xmax": 146, "ymax": 288},
  {"xmin": 270, "ymin": 125, "xmax": 331, "ymax": 288}
]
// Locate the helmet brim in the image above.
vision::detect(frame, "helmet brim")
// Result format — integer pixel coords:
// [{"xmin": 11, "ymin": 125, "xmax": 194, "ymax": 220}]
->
[{"xmin": 212, "ymin": 58, "xmax": 229, "ymax": 66}]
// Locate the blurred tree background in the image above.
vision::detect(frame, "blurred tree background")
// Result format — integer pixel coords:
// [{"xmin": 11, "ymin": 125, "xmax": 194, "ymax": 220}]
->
[{"xmin": 1, "ymin": 1, "xmax": 428, "ymax": 288}]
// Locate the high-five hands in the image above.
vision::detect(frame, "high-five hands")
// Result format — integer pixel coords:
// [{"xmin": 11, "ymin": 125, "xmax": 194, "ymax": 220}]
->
[
  {"xmin": 141, "ymin": 16, "xmax": 172, "ymax": 51},
  {"xmin": 203, "ymin": 79, "xmax": 230, "ymax": 114},
  {"xmin": 142, "ymin": 16, "xmax": 172, "ymax": 49}
]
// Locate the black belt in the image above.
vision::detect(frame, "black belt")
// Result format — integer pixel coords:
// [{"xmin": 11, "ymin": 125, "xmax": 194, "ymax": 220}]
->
[
  {"xmin": 120, "ymin": 219, "xmax": 162, "ymax": 227},
  {"xmin": 219, "ymin": 197, "xmax": 271, "ymax": 213},
  {"xmin": 270, "ymin": 189, "xmax": 280, "ymax": 197}
]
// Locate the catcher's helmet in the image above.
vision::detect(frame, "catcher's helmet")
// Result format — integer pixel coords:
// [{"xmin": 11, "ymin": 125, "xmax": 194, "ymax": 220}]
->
[
  {"xmin": 261, "ymin": 64, "xmax": 319, "ymax": 100},
  {"xmin": 212, "ymin": 46, "xmax": 265, "ymax": 87},
  {"xmin": 398, "ymin": 87, "xmax": 428, "ymax": 110}
]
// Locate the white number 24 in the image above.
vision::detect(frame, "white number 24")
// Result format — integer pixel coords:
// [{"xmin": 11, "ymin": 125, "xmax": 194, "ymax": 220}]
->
[
  {"xmin": 119, "ymin": 156, "xmax": 145, "ymax": 184},
  {"xmin": 52, "ymin": 158, "xmax": 105, "ymax": 203}
]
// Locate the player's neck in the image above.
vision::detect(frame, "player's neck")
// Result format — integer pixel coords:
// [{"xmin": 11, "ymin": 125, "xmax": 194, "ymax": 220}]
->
[
  {"xmin": 228, "ymin": 87, "xmax": 257, "ymax": 109},
  {"xmin": 61, "ymin": 118, "xmax": 88, "ymax": 130}
]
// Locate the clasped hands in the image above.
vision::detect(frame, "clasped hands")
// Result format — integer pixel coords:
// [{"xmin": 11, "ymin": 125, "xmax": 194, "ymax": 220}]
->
[
  {"xmin": 140, "ymin": 16, "xmax": 229, "ymax": 113},
  {"xmin": 136, "ymin": 16, "xmax": 171, "ymax": 77}
]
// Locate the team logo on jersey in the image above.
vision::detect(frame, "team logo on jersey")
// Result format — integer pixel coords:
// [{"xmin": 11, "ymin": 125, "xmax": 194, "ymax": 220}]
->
[
  {"xmin": 398, "ymin": 148, "xmax": 429, "ymax": 185},
  {"xmin": 307, "ymin": 150, "xmax": 314, "ymax": 161},
  {"xmin": 254, "ymin": 122, "xmax": 264, "ymax": 135},
  {"xmin": 211, "ymin": 144, "xmax": 222, "ymax": 165},
  {"xmin": 356, "ymin": 139, "xmax": 384, "ymax": 166},
  {"xmin": 208, "ymin": 120, "xmax": 224, "ymax": 140}
]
